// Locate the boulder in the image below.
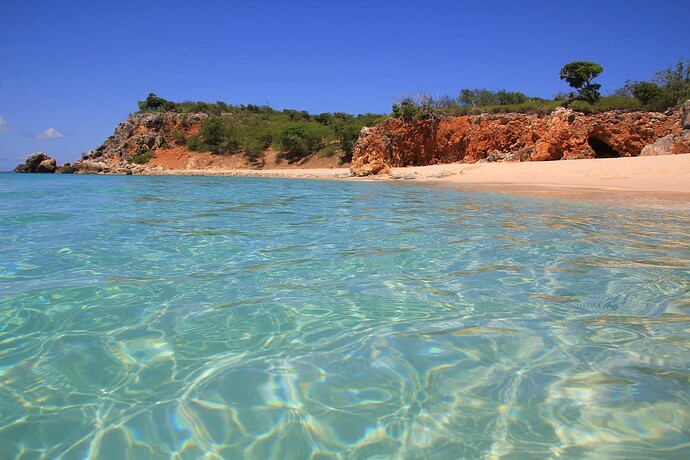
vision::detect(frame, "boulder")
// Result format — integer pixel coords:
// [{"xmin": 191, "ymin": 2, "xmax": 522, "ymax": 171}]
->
[
  {"xmin": 13, "ymin": 152, "xmax": 56, "ymax": 173},
  {"xmin": 109, "ymin": 167, "xmax": 134, "ymax": 175},
  {"xmin": 681, "ymin": 99, "xmax": 690, "ymax": 130},
  {"xmin": 641, "ymin": 130, "xmax": 690, "ymax": 156},
  {"xmin": 350, "ymin": 126, "xmax": 392, "ymax": 176},
  {"xmin": 56, "ymin": 163, "xmax": 76, "ymax": 174},
  {"xmin": 74, "ymin": 161, "xmax": 105, "ymax": 174},
  {"xmin": 37, "ymin": 158, "xmax": 57, "ymax": 173}
]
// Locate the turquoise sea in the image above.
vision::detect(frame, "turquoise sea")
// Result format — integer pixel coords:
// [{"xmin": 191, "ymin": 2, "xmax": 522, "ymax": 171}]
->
[{"xmin": 1, "ymin": 173, "xmax": 689, "ymax": 459}]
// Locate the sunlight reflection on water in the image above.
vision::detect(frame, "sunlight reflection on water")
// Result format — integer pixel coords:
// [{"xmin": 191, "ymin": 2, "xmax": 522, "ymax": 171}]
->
[{"xmin": 0, "ymin": 174, "xmax": 689, "ymax": 459}]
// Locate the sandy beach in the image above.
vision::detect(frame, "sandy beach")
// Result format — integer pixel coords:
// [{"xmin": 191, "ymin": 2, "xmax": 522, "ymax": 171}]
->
[
  {"xmin": 393, "ymin": 154, "xmax": 690, "ymax": 191},
  {"xmin": 387, "ymin": 154, "xmax": 690, "ymax": 206},
  {"xmin": 146, "ymin": 154, "xmax": 690, "ymax": 206}
]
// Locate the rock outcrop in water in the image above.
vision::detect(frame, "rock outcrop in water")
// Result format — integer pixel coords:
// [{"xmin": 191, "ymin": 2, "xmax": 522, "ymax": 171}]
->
[
  {"xmin": 14, "ymin": 152, "xmax": 82, "ymax": 174},
  {"xmin": 14, "ymin": 152, "xmax": 57, "ymax": 173},
  {"xmin": 350, "ymin": 107, "xmax": 685, "ymax": 176}
]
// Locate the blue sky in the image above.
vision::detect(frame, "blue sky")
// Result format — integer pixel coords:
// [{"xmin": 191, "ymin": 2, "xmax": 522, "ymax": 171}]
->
[{"xmin": 1, "ymin": 0, "xmax": 689, "ymax": 170}]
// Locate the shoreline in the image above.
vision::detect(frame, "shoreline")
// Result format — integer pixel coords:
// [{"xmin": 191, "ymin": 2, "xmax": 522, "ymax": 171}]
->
[
  {"xmin": 137, "ymin": 155, "xmax": 690, "ymax": 207},
  {"xmin": 390, "ymin": 155, "xmax": 690, "ymax": 208}
]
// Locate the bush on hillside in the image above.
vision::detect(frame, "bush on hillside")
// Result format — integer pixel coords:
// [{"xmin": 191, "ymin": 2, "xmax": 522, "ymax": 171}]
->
[
  {"xmin": 625, "ymin": 60, "xmax": 690, "ymax": 111},
  {"xmin": 171, "ymin": 130, "xmax": 187, "ymax": 145},
  {"xmin": 128, "ymin": 151, "xmax": 155, "ymax": 164},
  {"xmin": 279, "ymin": 124, "xmax": 327, "ymax": 162}
]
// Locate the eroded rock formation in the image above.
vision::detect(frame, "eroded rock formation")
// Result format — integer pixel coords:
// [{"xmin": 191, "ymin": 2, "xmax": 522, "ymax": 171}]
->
[
  {"xmin": 350, "ymin": 108, "xmax": 684, "ymax": 176},
  {"xmin": 641, "ymin": 100, "xmax": 690, "ymax": 156},
  {"xmin": 74, "ymin": 112, "xmax": 208, "ymax": 173}
]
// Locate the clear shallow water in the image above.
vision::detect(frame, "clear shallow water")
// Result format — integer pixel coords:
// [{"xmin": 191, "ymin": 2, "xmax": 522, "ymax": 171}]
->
[{"xmin": 1, "ymin": 174, "xmax": 689, "ymax": 459}]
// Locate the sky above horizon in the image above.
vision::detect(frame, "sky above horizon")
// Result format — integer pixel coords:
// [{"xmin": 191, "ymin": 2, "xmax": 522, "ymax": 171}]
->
[{"xmin": 1, "ymin": 0, "xmax": 689, "ymax": 170}]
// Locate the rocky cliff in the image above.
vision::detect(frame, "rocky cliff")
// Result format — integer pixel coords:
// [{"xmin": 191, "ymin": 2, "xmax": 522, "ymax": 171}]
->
[
  {"xmin": 23, "ymin": 104, "xmax": 688, "ymax": 176},
  {"xmin": 350, "ymin": 107, "xmax": 686, "ymax": 176},
  {"xmin": 74, "ymin": 112, "xmax": 208, "ymax": 174},
  {"xmin": 72, "ymin": 111, "xmax": 344, "ymax": 174}
]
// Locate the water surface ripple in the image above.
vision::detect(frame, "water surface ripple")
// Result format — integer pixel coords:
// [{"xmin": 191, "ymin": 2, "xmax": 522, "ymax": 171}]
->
[{"xmin": 1, "ymin": 174, "xmax": 689, "ymax": 459}]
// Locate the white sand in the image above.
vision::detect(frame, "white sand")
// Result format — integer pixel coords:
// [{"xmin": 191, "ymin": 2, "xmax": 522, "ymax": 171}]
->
[
  {"xmin": 144, "ymin": 154, "xmax": 690, "ymax": 206},
  {"xmin": 396, "ymin": 154, "xmax": 690, "ymax": 193}
]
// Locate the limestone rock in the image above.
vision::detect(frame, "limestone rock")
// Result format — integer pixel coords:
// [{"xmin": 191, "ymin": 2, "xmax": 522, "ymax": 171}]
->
[
  {"xmin": 641, "ymin": 130, "xmax": 690, "ymax": 156},
  {"xmin": 350, "ymin": 126, "xmax": 392, "ymax": 176},
  {"xmin": 75, "ymin": 161, "xmax": 106, "ymax": 174},
  {"xmin": 78, "ymin": 112, "xmax": 207, "ymax": 164},
  {"xmin": 681, "ymin": 99, "xmax": 690, "ymax": 129},
  {"xmin": 350, "ymin": 109, "xmax": 680, "ymax": 176},
  {"xmin": 109, "ymin": 167, "xmax": 134, "ymax": 175}
]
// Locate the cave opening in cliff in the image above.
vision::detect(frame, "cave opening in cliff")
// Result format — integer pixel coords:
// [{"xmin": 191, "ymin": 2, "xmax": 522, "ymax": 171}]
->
[{"xmin": 588, "ymin": 136, "xmax": 620, "ymax": 158}]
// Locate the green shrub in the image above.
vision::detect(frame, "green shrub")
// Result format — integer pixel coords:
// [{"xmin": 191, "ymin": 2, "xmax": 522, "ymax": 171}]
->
[
  {"xmin": 317, "ymin": 144, "xmax": 338, "ymax": 158},
  {"xmin": 171, "ymin": 130, "xmax": 186, "ymax": 145},
  {"xmin": 186, "ymin": 134, "xmax": 203, "ymax": 151},
  {"xmin": 128, "ymin": 151, "xmax": 155, "ymax": 164},
  {"xmin": 200, "ymin": 116, "xmax": 225, "ymax": 150},
  {"xmin": 134, "ymin": 95, "xmax": 388, "ymax": 160},
  {"xmin": 335, "ymin": 123, "xmax": 360, "ymax": 161},
  {"xmin": 243, "ymin": 138, "xmax": 265, "ymax": 161},
  {"xmin": 279, "ymin": 125, "xmax": 311, "ymax": 161},
  {"xmin": 391, "ymin": 98, "xmax": 419, "ymax": 120},
  {"xmin": 568, "ymin": 96, "xmax": 642, "ymax": 113},
  {"xmin": 621, "ymin": 60, "xmax": 690, "ymax": 111},
  {"xmin": 591, "ymin": 96, "xmax": 642, "ymax": 111},
  {"xmin": 458, "ymin": 88, "xmax": 530, "ymax": 106}
]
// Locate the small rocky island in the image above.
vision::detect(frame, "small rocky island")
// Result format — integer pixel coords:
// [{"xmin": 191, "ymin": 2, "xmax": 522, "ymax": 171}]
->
[{"xmin": 13, "ymin": 152, "xmax": 76, "ymax": 174}]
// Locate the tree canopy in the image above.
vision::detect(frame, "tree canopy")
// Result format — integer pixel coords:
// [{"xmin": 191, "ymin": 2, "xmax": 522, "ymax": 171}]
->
[
  {"xmin": 559, "ymin": 61, "xmax": 604, "ymax": 103},
  {"xmin": 137, "ymin": 93, "xmax": 173, "ymax": 111}
]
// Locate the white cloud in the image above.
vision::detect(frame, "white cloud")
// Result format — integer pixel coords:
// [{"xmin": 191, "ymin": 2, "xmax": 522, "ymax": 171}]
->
[
  {"xmin": 0, "ymin": 115, "xmax": 9, "ymax": 132},
  {"xmin": 34, "ymin": 128, "xmax": 65, "ymax": 140}
]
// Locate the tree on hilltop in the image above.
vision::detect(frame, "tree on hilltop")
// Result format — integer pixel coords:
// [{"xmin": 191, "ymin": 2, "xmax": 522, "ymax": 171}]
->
[
  {"xmin": 138, "ymin": 93, "xmax": 176, "ymax": 111},
  {"xmin": 560, "ymin": 61, "xmax": 603, "ymax": 103}
]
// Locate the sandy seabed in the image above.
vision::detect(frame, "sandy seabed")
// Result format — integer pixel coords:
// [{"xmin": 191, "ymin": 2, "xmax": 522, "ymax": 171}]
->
[{"xmin": 145, "ymin": 154, "xmax": 690, "ymax": 208}]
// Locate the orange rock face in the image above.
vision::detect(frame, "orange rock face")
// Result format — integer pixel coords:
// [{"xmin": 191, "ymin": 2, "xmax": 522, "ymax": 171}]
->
[{"xmin": 350, "ymin": 108, "xmax": 681, "ymax": 176}]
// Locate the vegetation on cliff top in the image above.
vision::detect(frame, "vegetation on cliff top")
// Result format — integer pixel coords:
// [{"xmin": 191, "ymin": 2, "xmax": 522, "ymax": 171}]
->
[
  {"xmin": 559, "ymin": 61, "xmax": 604, "ymax": 104},
  {"xmin": 138, "ymin": 95, "xmax": 384, "ymax": 163},
  {"xmin": 134, "ymin": 60, "xmax": 689, "ymax": 162},
  {"xmin": 391, "ymin": 60, "xmax": 690, "ymax": 120},
  {"xmin": 622, "ymin": 60, "xmax": 690, "ymax": 112}
]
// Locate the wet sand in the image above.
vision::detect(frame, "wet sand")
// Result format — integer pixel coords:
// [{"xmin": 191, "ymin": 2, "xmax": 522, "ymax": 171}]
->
[{"xmin": 143, "ymin": 154, "xmax": 690, "ymax": 207}]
